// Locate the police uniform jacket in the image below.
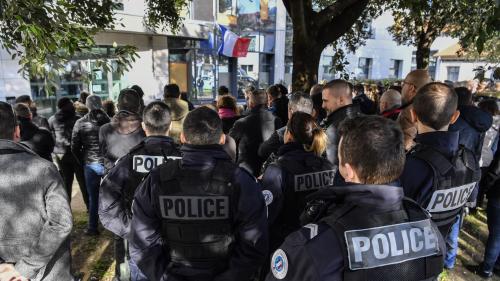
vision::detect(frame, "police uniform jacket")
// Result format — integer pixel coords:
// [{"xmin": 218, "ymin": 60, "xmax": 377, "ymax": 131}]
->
[
  {"xmin": 98, "ymin": 136, "xmax": 180, "ymax": 239},
  {"xmin": 321, "ymin": 104, "xmax": 361, "ymax": 165},
  {"xmin": 129, "ymin": 144, "xmax": 268, "ymax": 281},
  {"xmin": 265, "ymin": 184, "xmax": 445, "ymax": 281},
  {"xmin": 400, "ymin": 131, "xmax": 480, "ymax": 236},
  {"xmin": 261, "ymin": 142, "xmax": 334, "ymax": 229}
]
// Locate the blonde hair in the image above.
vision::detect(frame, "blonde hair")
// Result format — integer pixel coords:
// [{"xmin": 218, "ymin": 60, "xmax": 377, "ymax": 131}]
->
[{"xmin": 287, "ymin": 112, "xmax": 328, "ymax": 156}]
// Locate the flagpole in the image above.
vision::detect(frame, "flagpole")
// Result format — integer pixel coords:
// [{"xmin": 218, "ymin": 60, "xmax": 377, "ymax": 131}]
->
[{"xmin": 213, "ymin": 0, "xmax": 218, "ymax": 100}]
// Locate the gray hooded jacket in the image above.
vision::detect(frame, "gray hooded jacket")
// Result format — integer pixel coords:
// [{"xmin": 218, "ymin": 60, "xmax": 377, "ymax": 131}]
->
[{"xmin": 0, "ymin": 140, "xmax": 73, "ymax": 280}]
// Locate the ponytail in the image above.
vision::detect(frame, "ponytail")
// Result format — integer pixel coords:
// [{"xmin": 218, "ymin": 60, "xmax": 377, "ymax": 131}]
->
[{"xmin": 304, "ymin": 127, "xmax": 328, "ymax": 156}]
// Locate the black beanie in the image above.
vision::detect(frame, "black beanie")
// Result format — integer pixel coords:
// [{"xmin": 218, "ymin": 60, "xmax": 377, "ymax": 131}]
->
[{"xmin": 117, "ymin": 88, "xmax": 142, "ymax": 114}]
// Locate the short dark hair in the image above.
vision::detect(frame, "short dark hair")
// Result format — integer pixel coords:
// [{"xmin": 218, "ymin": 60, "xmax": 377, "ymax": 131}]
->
[
  {"xmin": 339, "ymin": 115, "xmax": 405, "ymax": 184},
  {"xmin": 79, "ymin": 91, "xmax": 90, "ymax": 104},
  {"xmin": 118, "ymin": 88, "xmax": 143, "ymax": 114},
  {"xmin": 182, "ymin": 107, "xmax": 223, "ymax": 145},
  {"xmin": 14, "ymin": 103, "xmax": 31, "ymax": 119},
  {"xmin": 267, "ymin": 85, "xmax": 281, "ymax": 98},
  {"xmin": 57, "ymin": 97, "xmax": 73, "ymax": 110},
  {"xmin": 454, "ymin": 87, "xmax": 473, "ymax": 106},
  {"xmin": 131, "ymin": 85, "xmax": 145, "ymax": 98},
  {"xmin": 164, "ymin": 84, "xmax": 181, "ymax": 98},
  {"xmin": 0, "ymin": 102, "xmax": 17, "ymax": 140},
  {"xmin": 323, "ymin": 79, "xmax": 352, "ymax": 96},
  {"xmin": 15, "ymin": 95, "xmax": 32, "ymax": 105},
  {"xmin": 478, "ymin": 99, "xmax": 499, "ymax": 116},
  {"xmin": 143, "ymin": 101, "xmax": 171, "ymax": 134},
  {"xmin": 310, "ymin": 87, "xmax": 326, "ymax": 121},
  {"xmin": 102, "ymin": 100, "xmax": 116, "ymax": 118},
  {"xmin": 354, "ymin": 84, "xmax": 364, "ymax": 95},
  {"xmin": 276, "ymin": 84, "xmax": 288, "ymax": 97},
  {"xmin": 413, "ymin": 82, "xmax": 458, "ymax": 130},
  {"xmin": 218, "ymin": 86, "xmax": 229, "ymax": 96}
]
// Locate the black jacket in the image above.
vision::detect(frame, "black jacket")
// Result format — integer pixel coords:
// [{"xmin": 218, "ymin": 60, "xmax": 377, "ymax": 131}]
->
[
  {"xmin": 99, "ymin": 136, "xmax": 181, "ymax": 238},
  {"xmin": 221, "ymin": 116, "xmax": 240, "ymax": 134},
  {"xmin": 99, "ymin": 111, "xmax": 146, "ymax": 171},
  {"xmin": 321, "ymin": 104, "xmax": 361, "ymax": 165},
  {"xmin": 48, "ymin": 109, "xmax": 80, "ymax": 155},
  {"xmin": 19, "ymin": 117, "xmax": 55, "ymax": 161},
  {"xmin": 229, "ymin": 106, "xmax": 282, "ymax": 177},
  {"xmin": 258, "ymin": 126, "xmax": 286, "ymax": 161},
  {"xmin": 449, "ymin": 105, "xmax": 493, "ymax": 156},
  {"xmin": 32, "ymin": 114, "xmax": 50, "ymax": 130},
  {"xmin": 353, "ymin": 93, "xmax": 377, "ymax": 115},
  {"xmin": 71, "ymin": 110, "xmax": 110, "ymax": 164},
  {"xmin": 484, "ymin": 148, "xmax": 500, "ymax": 201},
  {"xmin": 129, "ymin": 145, "xmax": 268, "ymax": 281},
  {"xmin": 270, "ymin": 96, "xmax": 289, "ymax": 125},
  {"xmin": 266, "ymin": 184, "xmax": 445, "ymax": 281}
]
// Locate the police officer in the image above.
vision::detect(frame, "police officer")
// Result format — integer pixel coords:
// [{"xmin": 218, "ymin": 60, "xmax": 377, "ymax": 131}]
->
[
  {"xmin": 262, "ymin": 112, "xmax": 333, "ymax": 249},
  {"xmin": 400, "ymin": 82, "xmax": 480, "ymax": 269},
  {"xmin": 266, "ymin": 115, "xmax": 445, "ymax": 281},
  {"xmin": 99, "ymin": 101, "xmax": 181, "ymax": 281},
  {"xmin": 129, "ymin": 107, "xmax": 268, "ymax": 281}
]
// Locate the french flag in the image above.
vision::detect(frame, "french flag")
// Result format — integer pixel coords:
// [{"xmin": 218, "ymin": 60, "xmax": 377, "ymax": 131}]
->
[{"xmin": 218, "ymin": 25, "xmax": 251, "ymax": 58}]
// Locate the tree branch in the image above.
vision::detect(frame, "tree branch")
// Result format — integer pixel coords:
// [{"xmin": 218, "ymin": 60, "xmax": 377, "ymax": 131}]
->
[
  {"xmin": 316, "ymin": 0, "xmax": 369, "ymax": 47},
  {"xmin": 315, "ymin": 0, "xmax": 363, "ymax": 28}
]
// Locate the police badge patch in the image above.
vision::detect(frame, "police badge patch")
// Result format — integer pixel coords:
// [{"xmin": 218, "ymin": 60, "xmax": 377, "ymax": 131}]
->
[
  {"xmin": 262, "ymin": 190, "xmax": 274, "ymax": 206},
  {"xmin": 271, "ymin": 249, "xmax": 288, "ymax": 279}
]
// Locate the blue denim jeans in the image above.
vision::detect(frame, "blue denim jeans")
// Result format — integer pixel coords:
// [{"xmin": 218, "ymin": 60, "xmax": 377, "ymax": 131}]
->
[
  {"xmin": 444, "ymin": 214, "xmax": 461, "ymax": 269},
  {"xmin": 84, "ymin": 163, "xmax": 105, "ymax": 232},
  {"xmin": 482, "ymin": 199, "xmax": 500, "ymax": 273},
  {"xmin": 129, "ymin": 257, "xmax": 149, "ymax": 281}
]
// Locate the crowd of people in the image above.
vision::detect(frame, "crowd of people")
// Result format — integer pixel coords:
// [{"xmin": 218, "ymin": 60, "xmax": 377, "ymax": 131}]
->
[{"xmin": 0, "ymin": 71, "xmax": 499, "ymax": 281}]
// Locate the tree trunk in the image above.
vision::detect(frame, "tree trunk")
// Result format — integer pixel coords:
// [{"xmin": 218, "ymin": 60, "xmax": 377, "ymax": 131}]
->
[
  {"xmin": 291, "ymin": 41, "xmax": 322, "ymax": 92},
  {"xmin": 416, "ymin": 37, "xmax": 432, "ymax": 69}
]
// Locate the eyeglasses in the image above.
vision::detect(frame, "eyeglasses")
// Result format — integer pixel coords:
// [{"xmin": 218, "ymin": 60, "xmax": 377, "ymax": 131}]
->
[{"xmin": 402, "ymin": 80, "xmax": 415, "ymax": 88}]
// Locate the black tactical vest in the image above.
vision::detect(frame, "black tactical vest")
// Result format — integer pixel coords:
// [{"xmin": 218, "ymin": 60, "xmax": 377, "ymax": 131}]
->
[
  {"xmin": 274, "ymin": 153, "xmax": 335, "ymax": 237},
  {"xmin": 409, "ymin": 144, "xmax": 480, "ymax": 235},
  {"xmin": 123, "ymin": 140, "xmax": 181, "ymax": 210},
  {"xmin": 323, "ymin": 198, "xmax": 444, "ymax": 281},
  {"xmin": 157, "ymin": 159, "xmax": 240, "ymax": 273}
]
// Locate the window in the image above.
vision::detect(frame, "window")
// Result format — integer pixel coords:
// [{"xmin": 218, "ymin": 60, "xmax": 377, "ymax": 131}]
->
[
  {"xmin": 447, "ymin": 66, "xmax": 460, "ymax": 82},
  {"xmin": 241, "ymin": 65, "xmax": 254, "ymax": 73},
  {"xmin": 358, "ymin": 57, "xmax": 372, "ymax": 79},
  {"xmin": 191, "ymin": 0, "xmax": 214, "ymax": 21},
  {"xmin": 389, "ymin": 59, "xmax": 403, "ymax": 78}
]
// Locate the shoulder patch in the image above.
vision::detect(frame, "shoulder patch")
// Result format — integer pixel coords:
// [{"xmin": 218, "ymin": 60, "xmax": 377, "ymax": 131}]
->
[
  {"xmin": 271, "ymin": 249, "xmax": 288, "ymax": 279},
  {"xmin": 303, "ymin": 223, "xmax": 319, "ymax": 239},
  {"xmin": 262, "ymin": 190, "xmax": 274, "ymax": 206}
]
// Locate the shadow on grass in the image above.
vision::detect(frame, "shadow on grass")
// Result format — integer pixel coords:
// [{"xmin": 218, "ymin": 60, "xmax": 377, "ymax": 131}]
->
[{"xmin": 72, "ymin": 210, "xmax": 115, "ymax": 281}]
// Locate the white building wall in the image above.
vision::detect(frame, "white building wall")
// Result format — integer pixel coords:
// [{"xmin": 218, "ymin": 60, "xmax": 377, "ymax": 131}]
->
[
  {"xmin": 436, "ymin": 60, "xmax": 491, "ymax": 82},
  {"xmin": 0, "ymin": 47, "xmax": 30, "ymax": 101}
]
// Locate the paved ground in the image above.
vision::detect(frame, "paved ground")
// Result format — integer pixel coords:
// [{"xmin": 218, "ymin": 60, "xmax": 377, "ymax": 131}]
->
[{"xmin": 69, "ymin": 180, "xmax": 499, "ymax": 281}]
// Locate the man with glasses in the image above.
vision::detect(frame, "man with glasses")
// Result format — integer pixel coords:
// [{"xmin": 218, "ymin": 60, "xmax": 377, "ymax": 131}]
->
[{"xmin": 398, "ymin": 69, "xmax": 432, "ymax": 150}]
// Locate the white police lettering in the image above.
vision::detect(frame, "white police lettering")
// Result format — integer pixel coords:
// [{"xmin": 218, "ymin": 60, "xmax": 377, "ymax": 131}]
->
[
  {"xmin": 426, "ymin": 183, "xmax": 476, "ymax": 213},
  {"xmin": 345, "ymin": 220, "xmax": 439, "ymax": 270},
  {"xmin": 159, "ymin": 196, "xmax": 229, "ymax": 220},
  {"xmin": 132, "ymin": 155, "xmax": 181, "ymax": 173},
  {"xmin": 294, "ymin": 170, "xmax": 336, "ymax": 192},
  {"xmin": 271, "ymin": 249, "xmax": 288, "ymax": 279}
]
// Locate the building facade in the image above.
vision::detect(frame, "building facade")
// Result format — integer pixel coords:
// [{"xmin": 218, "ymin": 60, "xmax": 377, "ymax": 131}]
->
[{"xmin": 0, "ymin": 4, "xmax": 496, "ymax": 112}]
